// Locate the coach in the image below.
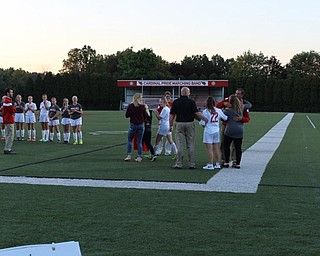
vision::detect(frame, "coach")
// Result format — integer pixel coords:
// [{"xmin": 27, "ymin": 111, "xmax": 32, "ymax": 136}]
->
[
  {"xmin": 2, "ymin": 88, "xmax": 16, "ymax": 154},
  {"xmin": 169, "ymin": 87, "xmax": 208, "ymax": 169}
]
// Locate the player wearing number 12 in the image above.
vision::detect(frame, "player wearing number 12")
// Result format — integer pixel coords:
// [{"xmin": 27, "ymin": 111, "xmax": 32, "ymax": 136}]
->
[{"xmin": 200, "ymin": 96, "xmax": 228, "ymax": 170}]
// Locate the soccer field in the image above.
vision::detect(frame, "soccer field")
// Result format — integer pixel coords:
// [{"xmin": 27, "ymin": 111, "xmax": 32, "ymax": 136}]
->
[{"xmin": 0, "ymin": 111, "xmax": 319, "ymax": 255}]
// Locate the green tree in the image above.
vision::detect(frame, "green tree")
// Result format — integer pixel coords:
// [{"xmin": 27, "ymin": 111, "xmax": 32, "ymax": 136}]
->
[
  {"xmin": 117, "ymin": 47, "xmax": 171, "ymax": 79},
  {"xmin": 232, "ymin": 50, "xmax": 269, "ymax": 78},
  {"xmin": 286, "ymin": 51, "xmax": 320, "ymax": 77},
  {"xmin": 60, "ymin": 45, "xmax": 97, "ymax": 73},
  {"xmin": 267, "ymin": 56, "xmax": 286, "ymax": 78}
]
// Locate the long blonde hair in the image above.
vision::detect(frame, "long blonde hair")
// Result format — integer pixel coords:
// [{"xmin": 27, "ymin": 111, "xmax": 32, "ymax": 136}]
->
[
  {"xmin": 133, "ymin": 93, "xmax": 142, "ymax": 107},
  {"xmin": 229, "ymin": 94, "xmax": 243, "ymax": 115}
]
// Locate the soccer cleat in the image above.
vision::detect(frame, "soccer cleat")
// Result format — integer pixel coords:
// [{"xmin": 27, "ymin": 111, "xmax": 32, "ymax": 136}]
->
[
  {"xmin": 31, "ymin": 138, "xmax": 36, "ymax": 142},
  {"xmin": 150, "ymin": 155, "xmax": 157, "ymax": 162},
  {"xmin": 39, "ymin": 138, "xmax": 44, "ymax": 142},
  {"xmin": 27, "ymin": 138, "xmax": 32, "ymax": 142},
  {"xmin": 164, "ymin": 152, "xmax": 171, "ymax": 156},
  {"xmin": 73, "ymin": 141, "xmax": 78, "ymax": 145},
  {"xmin": 203, "ymin": 164, "xmax": 214, "ymax": 170},
  {"xmin": 79, "ymin": 139, "xmax": 83, "ymax": 145}
]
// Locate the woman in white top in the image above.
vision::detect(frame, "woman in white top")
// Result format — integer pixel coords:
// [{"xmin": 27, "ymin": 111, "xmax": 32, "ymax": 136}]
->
[
  {"xmin": 25, "ymin": 95, "xmax": 37, "ymax": 141},
  {"xmin": 39, "ymin": 94, "xmax": 51, "ymax": 142},
  {"xmin": 200, "ymin": 96, "xmax": 228, "ymax": 170},
  {"xmin": 153, "ymin": 97, "xmax": 177, "ymax": 158}
]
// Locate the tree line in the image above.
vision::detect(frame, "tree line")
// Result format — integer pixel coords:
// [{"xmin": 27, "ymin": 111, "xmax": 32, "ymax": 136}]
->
[{"xmin": 1, "ymin": 45, "xmax": 320, "ymax": 112}]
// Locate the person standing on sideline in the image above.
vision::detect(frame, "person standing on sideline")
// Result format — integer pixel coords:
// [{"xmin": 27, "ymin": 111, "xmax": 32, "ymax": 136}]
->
[
  {"xmin": 2, "ymin": 88, "xmax": 16, "ymax": 154},
  {"xmin": 0, "ymin": 102, "xmax": 5, "ymax": 140},
  {"xmin": 169, "ymin": 87, "xmax": 208, "ymax": 169},
  {"xmin": 69, "ymin": 95, "xmax": 83, "ymax": 145},
  {"xmin": 124, "ymin": 93, "xmax": 146, "ymax": 162},
  {"xmin": 200, "ymin": 96, "xmax": 228, "ymax": 170},
  {"xmin": 48, "ymin": 97, "xmax": 61, "ymax": 143},
  {"xmin": 153, "ymin": 97, "xmax": 178, "ymax": 159},
  {"xmin": 61, "ymin": 98, "xmax": 71, "ymax": 144},
  {"xmin": 39, "ymin": 94, "xmax": 51, "ymax": 142},
  {"xmin": 222, "ymin": 94, "xmax": 248, "ymax": 169},
  {"xmin": 25, "ymin": 95, "xmax": 37, "ymax": 142},
  {"xmin": 14, "ymin": 94, "xmax": 25, "ymax": 141}
]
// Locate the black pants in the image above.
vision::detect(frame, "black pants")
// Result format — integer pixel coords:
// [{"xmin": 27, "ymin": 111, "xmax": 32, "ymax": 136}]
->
[
  {"xmin": 223, "ymin": 135, "xmax": 243, "ymax": 165},
  {"xmin": 143, "ymin": 130, "xmax": 155, "ymax": 155}
]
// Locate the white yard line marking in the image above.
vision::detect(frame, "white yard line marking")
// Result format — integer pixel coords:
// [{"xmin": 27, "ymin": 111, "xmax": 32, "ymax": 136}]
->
[
  {"xmin": 306, "ymin": 115, "xmax": 316, "ymax": 129},
  {"xmin": 207, "ymin": 113, "xmax": 294, "ymax": 193},
  {"xmin": 0, "ymin": 113, "xmax": 294, "ymax": 193}
]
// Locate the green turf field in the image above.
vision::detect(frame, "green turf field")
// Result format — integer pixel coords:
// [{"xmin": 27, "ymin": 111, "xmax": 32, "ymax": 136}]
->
[{"xmin": 0, "ymin": 111, "xmax": 319, "ymax": 255}]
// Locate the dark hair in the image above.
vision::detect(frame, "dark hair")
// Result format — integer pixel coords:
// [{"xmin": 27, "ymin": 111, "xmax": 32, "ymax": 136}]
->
[
  {"xmin": 206, "ymin": 96, "xmax": 216, "ymax": 114},
  {"xmin": 236, "ymin": 88, "xmax": 245, "ymax": 96},
  {"xmin": 4, "ymin": 88, "xmax": 13, "ymax": 95}
]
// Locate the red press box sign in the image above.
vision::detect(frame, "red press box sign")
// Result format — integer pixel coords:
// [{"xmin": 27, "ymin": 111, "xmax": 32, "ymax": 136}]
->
[{"xmin": 117, "ymin": 80, "xmax": 228, "ymax": 87}]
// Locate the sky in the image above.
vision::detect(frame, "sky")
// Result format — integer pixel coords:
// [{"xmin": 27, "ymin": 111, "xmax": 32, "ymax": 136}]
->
[{"xmin": 0, "ymin": 0, "xmax": 319, "ymax": 73}]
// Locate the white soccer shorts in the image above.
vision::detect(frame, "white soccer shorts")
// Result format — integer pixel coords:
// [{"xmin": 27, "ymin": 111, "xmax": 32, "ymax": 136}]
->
[
  {"xmin": 203, "ymin": 131, "xmax": 220, "ymax": 144},
  {"xmin": 40, "ymin": 114, "xmax": 49, "ymax": 123},
  {"xmin": 14, "ymin": 113, "xmax": 25, "ymax": 123},
  {"xmin": 70, "ymin": 117, "xmax": 82, "ymax": 126},
  {"xmin": 49, "ymin": 119, "xmax": 60, "ymax": 126},
  {"xmin": 61, "ymin": 118, "xmax": 71, "ymax": 125},
  {"xmin": 26, "ymin": 114, "xmax": 36, "ymax": 124}
]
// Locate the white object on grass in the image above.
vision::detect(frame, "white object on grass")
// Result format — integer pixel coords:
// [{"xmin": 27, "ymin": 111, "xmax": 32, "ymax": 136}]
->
[{"xmin": 0, "ymin": 241, "xmax": 82, "ymax": 256}]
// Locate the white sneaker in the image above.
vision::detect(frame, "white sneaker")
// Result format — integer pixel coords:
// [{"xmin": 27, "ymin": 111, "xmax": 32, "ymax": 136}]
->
[
  {"xmin": 135, "ymin": 156, "xmax": 142, "ymax": 162},
  {"xmin": 214, "ymin": 163, "xmax": 221, "ymax": 169},
  {"xmin": 124, "ymin": 155, "xmax": 131, "ymax": 161},
  {"xmin": 202, "ymin": 164, "xmax": 214, "ymax": 170}
]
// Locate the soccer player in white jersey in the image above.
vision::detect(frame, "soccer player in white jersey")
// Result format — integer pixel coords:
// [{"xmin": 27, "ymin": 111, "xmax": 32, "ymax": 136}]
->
[
  {"xmin": 48, "ymin": 97, "xmax": 61, "ymax": 143},
  {"xmin": 68, "ymin": 95, "xmax": 83, "ymax": 145},
  {"xmin": 39, "ymin": 94, "xmax": 51, "ymax": 142},
  {"xmin": 61, "ymin": 98, "xmax": 71, "ymax": 143},
  {"xmin": 25, "ymin": 96, "xmax": 37, "ymax": 142},
  {"xmin": 14, "ymin": 94, "xmax": 25, "ymax": 140},
  {"xmin": 200, "ymin": 96, "xmax": 228, "ymax": 170},
  {"xmin": 153, "ymin": 97, "xmax": 177, "ymax": 158}
]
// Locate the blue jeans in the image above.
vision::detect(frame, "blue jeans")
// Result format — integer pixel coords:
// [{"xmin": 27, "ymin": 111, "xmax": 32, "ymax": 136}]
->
[{"xmin": 127, "ymin": 123, "xmax": 145, "ymax": 157}]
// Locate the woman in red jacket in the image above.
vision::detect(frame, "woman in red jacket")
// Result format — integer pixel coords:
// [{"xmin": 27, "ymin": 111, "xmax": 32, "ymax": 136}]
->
[{"xmin": 2, "ymin": 88, "xmax": 16, "ymax": 154}]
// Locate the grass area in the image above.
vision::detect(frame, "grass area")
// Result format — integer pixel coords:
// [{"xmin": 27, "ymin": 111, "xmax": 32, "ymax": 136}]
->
[
  {"xmin": 0, "ymin": 111, "xmax": 319, "ymax": 256},
  {"xmin": 0, "ymin": 111, "xmax": 284, "ymax": 183}
]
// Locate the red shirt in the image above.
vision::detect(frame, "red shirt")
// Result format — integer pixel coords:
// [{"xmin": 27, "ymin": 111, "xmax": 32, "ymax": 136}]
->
[{"xmin": 2, "ymin": 96, "xmax": 16, "ymax": 124}]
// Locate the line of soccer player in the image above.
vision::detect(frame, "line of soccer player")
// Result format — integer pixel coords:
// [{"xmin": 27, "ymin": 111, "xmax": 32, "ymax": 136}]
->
[{"xmin": 0, "ymin": 93, "xmax": 83, "ymax": 144}]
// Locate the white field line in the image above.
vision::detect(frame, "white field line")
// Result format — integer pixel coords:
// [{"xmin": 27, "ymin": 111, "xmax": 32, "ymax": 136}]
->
[
  {"xmin": 0, "ymin": 113, "xmax": 294, "ymax": 193},
  {"xmin": 306, "ymin": 115, "xmax": 316, "ymax": 129},
  {"xmin": 207, "ymin": 113, "xmax": 294, "ymax": 193}
]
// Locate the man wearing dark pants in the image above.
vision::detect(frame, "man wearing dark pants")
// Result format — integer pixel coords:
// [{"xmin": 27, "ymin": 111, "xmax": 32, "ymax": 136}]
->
[
  {"xmin": 2, "ymin": 88, "xmax": 16, "ymax": 155},
  {"xmin": 169, "ymin": 87, "xmax": 208, "ymax": 169}
]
